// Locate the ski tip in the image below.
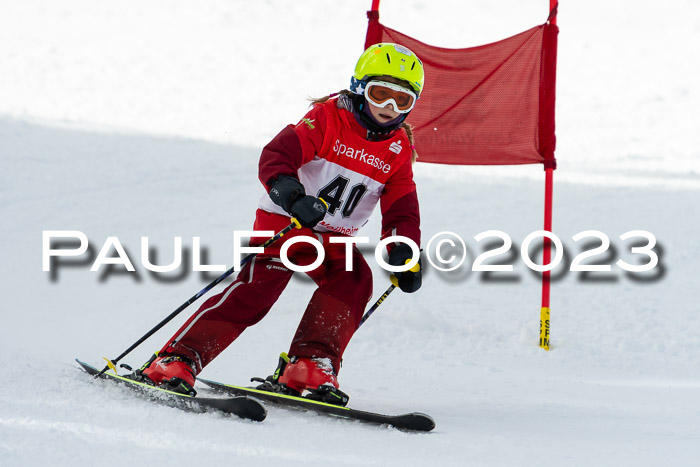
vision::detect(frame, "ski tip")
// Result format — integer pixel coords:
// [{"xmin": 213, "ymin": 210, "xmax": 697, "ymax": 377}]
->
[
  {"xmin": 75, "ymin": 358, "xmax": 92, "ymax": 371},
  {"xmin": 207, "ymin": 395, "xmax": 267, "ymax": 422},
  {"xmin": 394, "ymin": 412, "xmax": 436, "ymax": 432},
  {"xmin": 244, "ymin": 397, "xmax": 268, "ymax": 422}
]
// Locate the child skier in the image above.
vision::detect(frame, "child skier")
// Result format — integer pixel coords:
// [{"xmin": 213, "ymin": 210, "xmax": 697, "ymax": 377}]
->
[{"xmin": 138, "ymin": 43, "xmax": 425, "ymax": 405}]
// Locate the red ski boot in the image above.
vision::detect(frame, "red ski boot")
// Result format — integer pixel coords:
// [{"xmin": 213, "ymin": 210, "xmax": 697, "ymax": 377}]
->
[
  {"xmin": 138, "ymin": 353, "xmax": 197, "ymax": 396},
  {"xmin": 276, "ymin": 355, "xmax": 349, "ymax": 406}
]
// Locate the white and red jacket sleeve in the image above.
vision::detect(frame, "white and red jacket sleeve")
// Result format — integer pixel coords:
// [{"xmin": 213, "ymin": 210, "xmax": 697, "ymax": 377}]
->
[
  {"xmin": 258, "ymin": 105, "xmax": 326, "ymax": 190},
  {"xmin": 379, "ymin": 159, "xmax": 421, "ymax": 251}
]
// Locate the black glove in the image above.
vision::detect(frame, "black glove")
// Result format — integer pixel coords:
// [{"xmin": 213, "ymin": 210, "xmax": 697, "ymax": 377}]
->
[
  {"xmin": 388, "ymin": 243, "xmax": 422, "ymax": 293},
  {"xmin": 269, "ymin": 175, "xmax": 306, "ymax": 212},
  {"xmin": 269, "ymin": 175, "xmax": 327, "ymax": 228},
  {"xmin": 290, "ymin": 196, "xmax": 327, "ymax": 228}
]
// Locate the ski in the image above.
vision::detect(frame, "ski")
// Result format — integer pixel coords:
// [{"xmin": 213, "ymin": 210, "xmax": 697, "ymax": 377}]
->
[
  {"xmin": 75, "ymin": 359, "xmax": 266, "ymax": 422},
  {"xmin": 199, "ymin": 377, "xmax": 435, "ymax": 432}
]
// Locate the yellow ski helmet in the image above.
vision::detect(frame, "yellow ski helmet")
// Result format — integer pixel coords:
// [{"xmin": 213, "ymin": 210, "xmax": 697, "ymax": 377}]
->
[{"xmin": 350, "ymin": 43, "xmax": 424, "ymax": 97}]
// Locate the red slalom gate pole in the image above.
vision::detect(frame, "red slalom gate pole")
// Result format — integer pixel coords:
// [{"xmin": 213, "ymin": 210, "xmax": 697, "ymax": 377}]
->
[
  {"xmin": 539, "ymin": 168, "xmax": 554, "ymax": 350},
  {"xmin": 539, "ymin": 1, "xmax": 558, "ymax": 350},
  {"xmin": 365, "ymin": 0, "xmax": 382, "ymax": 49},
  {"xmin": 549, "ymin": 0, "xmax": 558, "ymax": 25}
]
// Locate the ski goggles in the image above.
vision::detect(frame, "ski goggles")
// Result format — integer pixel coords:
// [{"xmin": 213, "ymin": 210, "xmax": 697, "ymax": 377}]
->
[{"xmin": 364, "ymin": 80, "xmax": 417, "ymax": 114}]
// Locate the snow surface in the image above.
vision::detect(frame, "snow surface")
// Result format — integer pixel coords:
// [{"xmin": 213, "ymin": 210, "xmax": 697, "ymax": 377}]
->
[{"xmin": 1, "ymin": 1, "xmax": 699, "ymax": 466}]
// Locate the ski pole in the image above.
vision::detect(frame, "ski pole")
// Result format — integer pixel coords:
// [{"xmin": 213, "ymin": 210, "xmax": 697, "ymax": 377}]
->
[
  {"xmin": 96, "ymin": 219, "xmax": 302, "ymax": 378},
  {"xmin": 357, "ymin": 282, "xmax": 396, "ymax": 328},
  {"xmin": 358, "ymin": 258, "xmax": 421, "ymax": 328}
]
